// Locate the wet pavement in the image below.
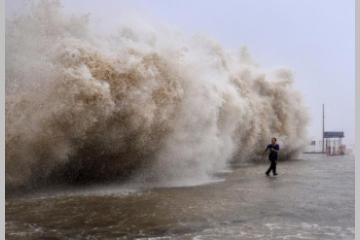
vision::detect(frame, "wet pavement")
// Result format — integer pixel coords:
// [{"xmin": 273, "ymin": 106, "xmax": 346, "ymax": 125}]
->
[{"xmin": 6, "ymin": 154, "xmax": 355, "ymax": 239}]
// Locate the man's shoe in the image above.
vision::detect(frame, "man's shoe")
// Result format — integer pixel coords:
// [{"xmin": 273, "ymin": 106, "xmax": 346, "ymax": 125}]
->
[
  {"xmin": 266, "ymin": 172, "xmax": 270, "ymax": 176},
  {"xmin": 273, "ymin": 173, "xmax": 278, "ymax": 176}
]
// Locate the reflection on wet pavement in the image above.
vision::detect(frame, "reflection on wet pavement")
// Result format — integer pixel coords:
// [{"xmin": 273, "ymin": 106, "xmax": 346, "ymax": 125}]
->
[{"xmin": 6, "ymin": 154, "xmax": 354, "ymax": 239}]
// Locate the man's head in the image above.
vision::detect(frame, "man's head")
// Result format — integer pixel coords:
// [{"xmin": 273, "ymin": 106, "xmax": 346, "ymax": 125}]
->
[{"xmin": 271, "ymin": 137, "xmax": 277, "ymax": 144}]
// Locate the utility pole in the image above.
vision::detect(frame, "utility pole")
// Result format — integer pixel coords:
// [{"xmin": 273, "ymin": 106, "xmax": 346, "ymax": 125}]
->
[{"xmin": 322, "ymin": 104, "xmax": 325, "ymax": 153}]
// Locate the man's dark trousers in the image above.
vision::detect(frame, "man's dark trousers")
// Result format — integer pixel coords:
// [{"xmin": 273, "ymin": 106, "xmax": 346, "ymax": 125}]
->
[{"xmin": 266, "ymin": 159, "xmax": 277, "ymax": 175}]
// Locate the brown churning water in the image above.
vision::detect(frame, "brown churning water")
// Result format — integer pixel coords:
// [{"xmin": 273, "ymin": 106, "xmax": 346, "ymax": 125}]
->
[{"xmin": 5, "ymin": 0, "xmax": 308, "ymax": 191}]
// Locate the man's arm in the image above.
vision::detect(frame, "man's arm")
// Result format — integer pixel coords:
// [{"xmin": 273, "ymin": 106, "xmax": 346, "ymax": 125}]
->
[
  {"xmin": 263, "ymin": 145, "xmax": 270, "ymax": 154},
  {"xmin": 271, "ymin": 145, "xmax": 279, "ymax": 153}
]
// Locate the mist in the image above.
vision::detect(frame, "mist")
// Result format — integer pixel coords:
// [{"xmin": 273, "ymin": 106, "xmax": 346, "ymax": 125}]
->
[{"xmin": 5, "ymin": 0, "xmax": 308, "ymax": 190}]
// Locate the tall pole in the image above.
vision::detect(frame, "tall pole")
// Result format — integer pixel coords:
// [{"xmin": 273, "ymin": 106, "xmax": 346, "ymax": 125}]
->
[{"xmin": 322, "ymin": 104, "xmax": 325, "ymax": 153}]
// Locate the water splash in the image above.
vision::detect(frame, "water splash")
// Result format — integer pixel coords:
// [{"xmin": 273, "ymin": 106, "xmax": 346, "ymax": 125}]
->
[{"xmin": 6, "ymin": 0, "xmax": 308, "ymax": 190}]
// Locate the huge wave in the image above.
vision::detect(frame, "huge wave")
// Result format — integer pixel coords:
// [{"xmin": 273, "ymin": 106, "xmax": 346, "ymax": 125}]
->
[{"xmin": 6, "ymin": 0, "xmax": 308, "ymax": 190}]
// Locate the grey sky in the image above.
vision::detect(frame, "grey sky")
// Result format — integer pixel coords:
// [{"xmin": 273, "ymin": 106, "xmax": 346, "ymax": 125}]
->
[{"xmin": 7, "ymin": 0, "xmax": 355, "ymax": 146}]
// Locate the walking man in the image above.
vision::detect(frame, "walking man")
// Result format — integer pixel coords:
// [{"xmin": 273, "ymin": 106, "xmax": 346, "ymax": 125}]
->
[{"xmin": 264, "ymin": 137, "xmax": 279, "ymax": 176}]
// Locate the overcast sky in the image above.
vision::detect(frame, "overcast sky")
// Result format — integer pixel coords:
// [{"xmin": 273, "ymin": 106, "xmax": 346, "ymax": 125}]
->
[{"xmin": 7, "ymin": 0, "xmax": 355, "ymax": 146}]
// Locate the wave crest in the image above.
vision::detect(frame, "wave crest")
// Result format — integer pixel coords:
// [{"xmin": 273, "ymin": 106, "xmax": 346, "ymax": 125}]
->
[{"xmin": 6, "ymin": 1, "xmax": 308, "ymax": 189}]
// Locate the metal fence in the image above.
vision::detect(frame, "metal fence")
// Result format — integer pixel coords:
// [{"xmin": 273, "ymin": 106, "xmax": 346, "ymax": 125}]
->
[{"xmin": 304, "ymin": 139, "xmax": 346, "ymax": 155}]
